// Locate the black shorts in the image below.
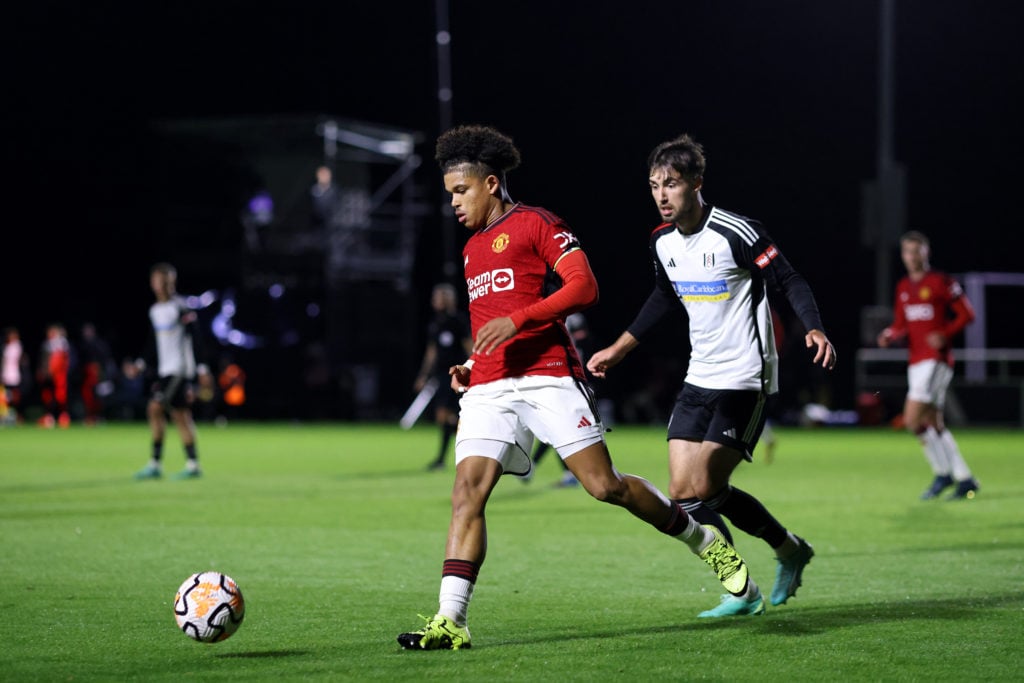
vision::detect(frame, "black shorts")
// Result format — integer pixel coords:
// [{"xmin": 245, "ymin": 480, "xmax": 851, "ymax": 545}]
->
[
  {"xmin": 431, "ymin": 376, "xmax": 461, "ymax": 412},
  {"xmin": 666, "ymin": 383, "xmax": 769, "ymax": 462},
  {"xmin": 151, "ymin": 375, "xmax": 194, "ymax": 410}
]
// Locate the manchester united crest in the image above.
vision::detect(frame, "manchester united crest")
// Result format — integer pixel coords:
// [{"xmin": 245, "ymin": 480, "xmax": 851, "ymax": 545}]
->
[
  {"xmin": 492, "ymin": 233, "xmax": 510, "ymax": 253},
  {"xmin": 919, "ymin": 286, "xmax": 931, "ymax": 300}
]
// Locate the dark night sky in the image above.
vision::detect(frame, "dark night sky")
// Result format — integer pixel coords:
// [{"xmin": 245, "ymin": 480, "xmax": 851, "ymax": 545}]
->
[{"xmin": 7, "ymin": 1, "xmax": 1024, "ymax": 412}]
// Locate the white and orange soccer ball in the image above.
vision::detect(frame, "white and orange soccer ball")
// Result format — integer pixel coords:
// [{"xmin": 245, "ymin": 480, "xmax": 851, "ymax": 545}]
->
[{"xmin": 173, "ymin": 571, "xmax": 245, "ymax": 643}]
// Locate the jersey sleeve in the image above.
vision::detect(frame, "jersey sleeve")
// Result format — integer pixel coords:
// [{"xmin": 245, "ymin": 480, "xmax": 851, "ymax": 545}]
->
[
  {"xmin": 943, "ymin": 276, "xmax": 975, "ymax": 338},
  {"xmin": 626, "ymin": 230, "xmax": 685, "ymax": 342},
  {"xmin": 179, "ymin": 301, "xmax": 210, "ymax": 374},
  {"xmin": 739, "ymin": 224, "xmax": 825, "ymax": 334}
]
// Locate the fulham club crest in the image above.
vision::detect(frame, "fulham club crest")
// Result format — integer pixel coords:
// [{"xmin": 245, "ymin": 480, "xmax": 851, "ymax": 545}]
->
[{"xmin": 703, "ymin": 253, "xmax": 715, "ymax": 269}]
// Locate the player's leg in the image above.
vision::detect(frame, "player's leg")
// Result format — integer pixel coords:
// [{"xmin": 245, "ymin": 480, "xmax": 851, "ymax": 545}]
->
[
  {"xmin": 669, "ymin": 438, "xmax": 736, "ymax": 544},
  {"xmin": 665, "ymin": 385, "xmax": 737, "ymax": 545},
  {"xmin": 565, "ymin": 441, "xmax": 760, "ymax": 611},
  {"xmin": 398, "ymin": 451, "xmax": 503, "ymax": 651},
  {"xmin": 930, "ymin": 370, "xmax": 978, "ymax": 500},
  {"xmin": 905, "ymin": 360, "xmax": 956, "ymax": 499},
  {"xmin": 399, "ymin": 384, "xmax": 519, "ymax": 650},
  {"xmin": 136, "ymin": 379, "xmax": 169, "ymax": 478},
  {"xmin": 674, "ymin": 386, "xmax": 810, "ymax": 608},
  {"xmin": 170, "ymin": 405, "xmax": 202, "ymax": 478},
  {"xmin": 524, "ymin": 377, "xmax": 757, "ymax": 609}
]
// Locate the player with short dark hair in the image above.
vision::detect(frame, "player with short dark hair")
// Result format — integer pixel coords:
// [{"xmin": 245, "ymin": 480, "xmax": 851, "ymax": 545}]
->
[
  {"xmin": 397, "ymin": 125, "xmax": 758, "ymax": 651},
  {"xmin": 134, "ymin": 263, "xmax": 212, "ymax": 480},
  {"xmin": 877, "ymin": 231, "xmax": 978, "ymax": 500},
  {"xmin": 589, "ymin": 133, "xmax": 836, "ymax": 616}
]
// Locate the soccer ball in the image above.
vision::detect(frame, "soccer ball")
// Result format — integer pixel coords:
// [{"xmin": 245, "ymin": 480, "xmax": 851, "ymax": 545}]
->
[{"xmin": 173, "ymin": 571, "xmax": 245, "ymax": 643}]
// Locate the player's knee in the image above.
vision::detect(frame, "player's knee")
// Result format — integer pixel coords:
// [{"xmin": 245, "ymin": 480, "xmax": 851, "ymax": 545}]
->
[
  {"xmin": 450, "ymin": 478, "xmax": 489, "ymax": 517},
  {"xmin": 583, "ymin": 474, "xmax": 628, "ymax": 505}
]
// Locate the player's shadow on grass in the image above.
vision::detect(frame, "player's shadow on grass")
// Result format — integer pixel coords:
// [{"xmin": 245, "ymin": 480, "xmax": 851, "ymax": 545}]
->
[
  {"xmin": 215, "ymin": 649, "xmax": 311, "ymax": 659},
  {"xmin": 487, "ymin": 592, "xmax": 1024, "ymax": 647}
]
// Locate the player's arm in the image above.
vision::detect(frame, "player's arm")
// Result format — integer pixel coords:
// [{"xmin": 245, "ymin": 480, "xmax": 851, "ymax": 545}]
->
[
  {"xmin": 878, "ymin": 287, "xmax": 907, "ymax": 347},
  {"xmin": 943, "ymin": 287, "xmax": 976, "ymax": 338},
  {"xmin": 473, "ymin": 249, "xmax": 598, "ymax": 355},
  {"xmin": 755, "ymin": 239, "xmax": 836, "ymax": 369},
  {"xmin": 181, "ymin": 308, "xmax": 212, "ymax": 383},
  {"xmin": 586, "ymin": 283, "xmax": 675, "ymax": 378}
]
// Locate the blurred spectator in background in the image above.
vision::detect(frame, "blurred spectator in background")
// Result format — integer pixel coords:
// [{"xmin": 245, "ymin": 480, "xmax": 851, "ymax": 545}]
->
[
  {"xmin": 37, "ymin": 323, "xmax": 72, "ymax": 428},
  {"xmin": 78, "ymin": 322, "xmax": 116, "ymax": 425},
  {"xmin": 415, "ymin": 283, "xmax": 472, "ymax": 470},
  {"xmin": 110, "ymin": 357, "xmax": 147, "ymax": 421},
  {"xmin": 217, "ymin": 354, "xmax": 247, "ymax": 424},
  {"xmin": 877, "ymin": 230, "xmax": 979, "ymax": 501},
  {"xmin": 2, "ymin": 326, "xmax": 29, "ymax": 425},
  {"xmin": 310, "ymin": 164, "xmax": 341, "ymax": 232}
]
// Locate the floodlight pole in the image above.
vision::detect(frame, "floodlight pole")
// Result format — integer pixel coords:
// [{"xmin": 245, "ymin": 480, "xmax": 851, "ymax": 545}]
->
[
  {"xmin": 435, "ymin": 0, "xmax": 458, "ymax": 281},
  {"xmin": 874, "ymin": 0, "xmax": 899, "ymax": 306}
]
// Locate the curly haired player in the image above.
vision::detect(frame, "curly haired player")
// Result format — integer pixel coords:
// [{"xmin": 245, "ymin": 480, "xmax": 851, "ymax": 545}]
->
[{"xmin": 397, "ymin": 125, "xmax": 761, "ymax": 652}]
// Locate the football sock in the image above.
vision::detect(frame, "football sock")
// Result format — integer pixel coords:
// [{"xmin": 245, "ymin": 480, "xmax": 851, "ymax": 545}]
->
[
  {"xmin": 675, "ymin": 497, "xmax": 734, "ymax": 545},
  {"xmin": 152, "ymin": 441, "xmax": 164, "ymax": 462},
  {"xmin": 937, "ymin": 428, "xmax": 972, "ymax": 480},
  {"xmin": 920, "ymin": 427, "xmax": 951, "ymax": 476},
  {"xmin": 708, "ymin": 486, "xmax": 788, "ymax": 549},
  {"xmin": 184, "ymin": 443, "xmax": 199, "ymax": 470},
  {"xmin": 661, "ymin": 503, "xmax": 710, "ymax": 552},
  {"xmin": 439, "ymin": 559, "xmax": 478, "ymax": 626}
]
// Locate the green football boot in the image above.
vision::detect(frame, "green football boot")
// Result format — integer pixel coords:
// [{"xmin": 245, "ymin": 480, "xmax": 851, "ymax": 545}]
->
[{"xmin": 398, "ymin": 614, "xmax": 471, "ymax": 651}]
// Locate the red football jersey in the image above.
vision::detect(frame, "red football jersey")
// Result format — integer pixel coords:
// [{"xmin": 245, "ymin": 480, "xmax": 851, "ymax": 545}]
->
[
  {"xmin": 889, "ymin": 270, "xmax": 975, "ymax": 366},
  {"xmin": 463, "ymin": 204, "xmax": 586, "ymax": 385}
]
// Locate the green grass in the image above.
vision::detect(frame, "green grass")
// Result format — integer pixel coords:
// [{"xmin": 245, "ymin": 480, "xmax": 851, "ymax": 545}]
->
[{"xmin": 1, "ymin": 422, "xmax": 1022, "ymax": 681}]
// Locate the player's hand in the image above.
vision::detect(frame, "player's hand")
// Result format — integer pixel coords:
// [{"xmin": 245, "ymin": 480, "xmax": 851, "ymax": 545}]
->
[
  {"xmin": 876, "ymin": 329, "xmax": 892, "ymax": 348},
  {"xmin": 806, "ymin": 329, "xmax": 837, "ymax": 370},
  {"xmin": 473, "ymin": 317, "xmax": 518, "ymax": 355},
  {"xmin": 587, "ymin": 346, "xmax": 625, "ymax": 379},
  {"xmin": 449, "ymin": 364, "xmax": 472, "ymax": 393}
]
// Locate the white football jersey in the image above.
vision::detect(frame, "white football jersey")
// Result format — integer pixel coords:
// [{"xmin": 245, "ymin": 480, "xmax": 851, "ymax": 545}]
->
[
  {"xmin": 652, "ymin": 207, "xmax": 780, "ymax": 392},
  {"xmin": 149, "ymin": 296, "xmax": 197, "ymax": 378}
]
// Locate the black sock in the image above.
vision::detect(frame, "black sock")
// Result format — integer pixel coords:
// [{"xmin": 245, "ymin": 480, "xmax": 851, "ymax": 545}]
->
[
  {"xmin": 533, "ymin": 443, "xmax": 550, "ymax": 465},
  {"xmin": 152, "ymin": 441, "xmax": 164, "ymax": 462},
  {"xmin": 184, "ymin": 443, "xmax": 198, "ymax": 463},
  {"xmin": 675, "ymin": 497, "xmax": 734, "ymax": 544},
  {"xmin": 708, "ymin": 486, "xmax": 787, "ymax": 549}
]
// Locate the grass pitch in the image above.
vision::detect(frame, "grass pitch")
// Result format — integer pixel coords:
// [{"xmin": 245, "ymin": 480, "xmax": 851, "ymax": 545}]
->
[{"xmin": 1, "ymin": 421, "xmax": 1022, "ymax": 681}]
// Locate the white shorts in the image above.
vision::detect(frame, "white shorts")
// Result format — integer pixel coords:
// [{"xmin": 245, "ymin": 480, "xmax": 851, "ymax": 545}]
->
[
  {"xmin": 906, "ymin": 359, "xmax": 953, "ymax": 407},
  {"xmin": 454, "ymin": 375, "xmax": 606, "ymax": 476}
]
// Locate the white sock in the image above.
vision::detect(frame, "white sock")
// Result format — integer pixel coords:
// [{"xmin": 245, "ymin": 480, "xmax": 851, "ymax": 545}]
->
[
  {"xmin": 438, "ymin": 576, "xmax": 473, "ymax": 626},
  {"xmin": 921, "ymin": 428, "xmax": 951, "ymax": 476},
  {"xmin": 674, "ymin": 515, "xmax": 713, "ymax": 553},
  {"xmin": 938, "ymin": 429, "xmax": 973, "ymax": 481}
]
